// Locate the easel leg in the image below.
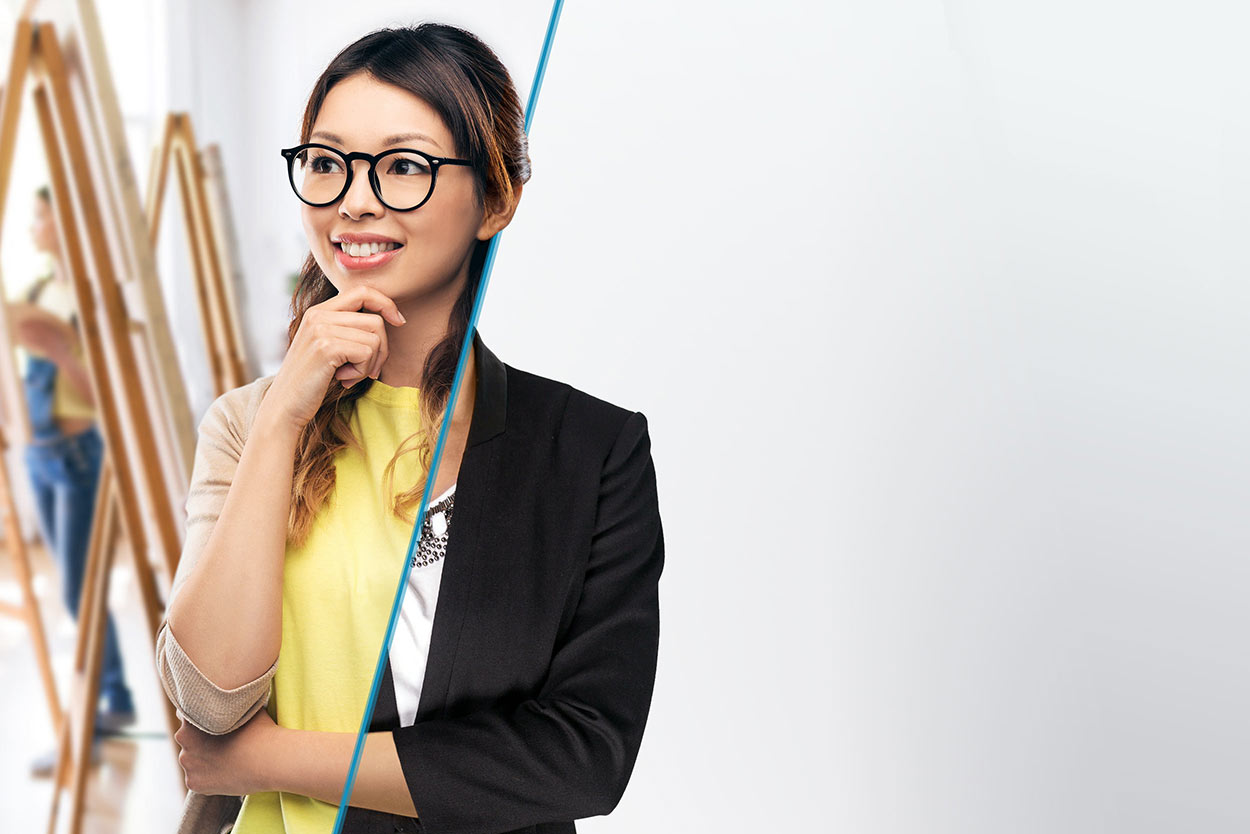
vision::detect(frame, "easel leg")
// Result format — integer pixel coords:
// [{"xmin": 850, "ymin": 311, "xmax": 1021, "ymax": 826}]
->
[
  {"xmin": 0, "ymin": 10, "xmax": 63, "ymax": 744},
  {"xmin": 47, "ymin": 458, "xmax": 115, "ymax": 834},
  {"xmin": 0, "ymin": 426, "xmax": 64, "ymax": 736}
]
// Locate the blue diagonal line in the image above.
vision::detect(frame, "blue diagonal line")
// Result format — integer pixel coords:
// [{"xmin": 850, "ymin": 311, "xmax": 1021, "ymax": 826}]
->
[{"xmin": 332, "ymin": 3, "xmax": 565, "ymax": 830}]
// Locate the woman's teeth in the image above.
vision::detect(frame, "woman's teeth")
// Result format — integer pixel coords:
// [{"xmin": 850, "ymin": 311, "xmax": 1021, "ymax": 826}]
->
[{"xmin": 339, "ymin": 241, "xmax": 400, "ymax": 257}]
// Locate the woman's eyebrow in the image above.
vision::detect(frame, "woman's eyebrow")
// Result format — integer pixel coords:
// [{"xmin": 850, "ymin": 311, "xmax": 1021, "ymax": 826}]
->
[{"xmin": 310, "ymin": 130, "xmax": 444, "ymax": 152}]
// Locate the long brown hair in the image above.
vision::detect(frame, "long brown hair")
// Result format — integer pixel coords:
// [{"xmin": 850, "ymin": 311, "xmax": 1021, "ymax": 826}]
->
[
  {"xmin": 27, "ymin": 186, "xmax": 56, "ymax": 304},
  {"xmin": 284, "ymin": 23, "xmax": 531, "ymax": 547}
]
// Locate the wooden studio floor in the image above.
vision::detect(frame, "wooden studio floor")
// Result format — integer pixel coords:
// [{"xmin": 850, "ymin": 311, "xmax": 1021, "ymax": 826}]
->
[{"xmin": 0, "ymin": 532, "xmax": 186, "ymax": 833}]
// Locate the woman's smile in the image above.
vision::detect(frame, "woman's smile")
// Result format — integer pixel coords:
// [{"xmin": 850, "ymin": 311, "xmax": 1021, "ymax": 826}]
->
[{"xmin": 331, "ymin": 234, "xmax": 405, "ymax": 271}]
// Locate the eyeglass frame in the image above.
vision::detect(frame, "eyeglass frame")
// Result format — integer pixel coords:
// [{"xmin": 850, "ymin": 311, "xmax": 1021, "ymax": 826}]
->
[{"xmin": 279, "ymin": 142, "xmax": 475, "ymax": 212}]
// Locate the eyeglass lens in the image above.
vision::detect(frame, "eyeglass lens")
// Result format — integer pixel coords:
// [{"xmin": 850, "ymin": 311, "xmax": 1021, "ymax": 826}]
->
[{"xmin": 290, "ymin": 147, "xmax": 434, "ymax": 209}]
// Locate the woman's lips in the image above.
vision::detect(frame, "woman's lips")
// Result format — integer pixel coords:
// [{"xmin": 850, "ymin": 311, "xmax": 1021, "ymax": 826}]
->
[{"xmin": 334, "ymin": 241, "xmax": 403, "ymax": 270}]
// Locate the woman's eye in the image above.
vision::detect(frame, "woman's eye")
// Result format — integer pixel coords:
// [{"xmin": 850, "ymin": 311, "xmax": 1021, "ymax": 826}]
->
[
  {"xmin": 389, "ymin": 157, "xmax": 431, "ymax": 176},
  {"xmin": 309, "ymin": 155, "xmax": 342, "ymax": 174}
]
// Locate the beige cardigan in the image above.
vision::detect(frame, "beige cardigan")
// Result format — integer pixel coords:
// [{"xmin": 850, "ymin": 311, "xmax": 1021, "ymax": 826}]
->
[{"xmin": 153, "ymin": 374, "xmax": 281, "ymax": 834}]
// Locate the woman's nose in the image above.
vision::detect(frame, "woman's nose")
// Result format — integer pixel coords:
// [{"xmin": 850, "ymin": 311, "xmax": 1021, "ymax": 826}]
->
[{"xmin": 339, "ymin": 160, "xmax": 384, "ymax": 218}]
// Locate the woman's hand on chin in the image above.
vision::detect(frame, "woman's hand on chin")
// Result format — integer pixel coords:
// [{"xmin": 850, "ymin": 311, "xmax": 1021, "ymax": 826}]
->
[{"xmin": 174, "ymin": 707, "xmax": 283, "ymax": 796}]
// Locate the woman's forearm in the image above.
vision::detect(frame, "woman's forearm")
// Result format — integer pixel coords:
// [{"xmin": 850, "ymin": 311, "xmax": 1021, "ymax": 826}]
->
[
  {"xmin": 268, "ymin": 727, "xmax": 418, "ymax": 818},
  {"xmin": 165, "ymin": 402, "xmax": 301, "ymax": 688}
]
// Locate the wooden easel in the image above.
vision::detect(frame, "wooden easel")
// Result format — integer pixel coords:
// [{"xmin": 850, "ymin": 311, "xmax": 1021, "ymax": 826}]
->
[
  {"xmin": 0, "ymin": 424, "xmax": 63, "ymax": 734},
  {"xmin": 147, "ymin": 113, "xmax": 252, "ymax": 396},
  {"xmin": 0, "ymin": 4, "xmax": 202, "ymax": 830},
  {"xmin": 200, "ymin": 143, "xmax": 257, "ymax": 386},
  {"xmin": 0, "ymin": 61, "xmax": 63, "ymax": 735},
  {"xmin": 46, "ymin": 457, "xmax": 119, "ymax": 834}
]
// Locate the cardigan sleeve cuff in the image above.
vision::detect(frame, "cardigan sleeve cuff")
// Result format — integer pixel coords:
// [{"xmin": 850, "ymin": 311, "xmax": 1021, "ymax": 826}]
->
[{"xmin": 154, "ymin": 621, "xmax": 277, "ymax": 735}]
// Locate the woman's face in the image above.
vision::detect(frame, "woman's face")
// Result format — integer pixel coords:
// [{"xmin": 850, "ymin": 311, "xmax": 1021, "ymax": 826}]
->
[
  {"xmin": 31, "ymin": 196, "xmax": 57, "ymax": 254},
  {"xmin": 302, "ymin": 73, "xmax": 488, "ymax": 307}
]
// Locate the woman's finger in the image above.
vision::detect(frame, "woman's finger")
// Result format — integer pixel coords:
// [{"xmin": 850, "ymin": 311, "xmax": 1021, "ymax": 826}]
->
[
  {"xmin": 309, "ymin": 310, "xmax": 389, "ymax": 378},
  {"xmin": 315, "ymin": 284, "xmax": 406, "ymax": 327},
  {"xmin": 316, "ymin": 323, "xmax": 381, "ymax": 380},
  {"xmin": 306, "ymin": 308, "xmax": 392, "ymax": 332}
]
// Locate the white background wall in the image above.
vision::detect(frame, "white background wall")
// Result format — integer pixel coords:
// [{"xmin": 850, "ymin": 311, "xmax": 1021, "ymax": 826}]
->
[{"xmin": 4, "ymin": 0, "xmax": 1250, "ymax": 832}]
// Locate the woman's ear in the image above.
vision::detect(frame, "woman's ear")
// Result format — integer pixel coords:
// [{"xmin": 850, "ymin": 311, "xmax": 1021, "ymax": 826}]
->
[{"xmin": 475, "ymin": 182, "xmax": 524, "ymax": 241}]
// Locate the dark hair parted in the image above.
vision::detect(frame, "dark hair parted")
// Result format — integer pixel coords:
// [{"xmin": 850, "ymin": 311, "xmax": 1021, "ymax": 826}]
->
[{"xmin": 284, "ymin": 23, "xmax": 531, "ymax": 547}]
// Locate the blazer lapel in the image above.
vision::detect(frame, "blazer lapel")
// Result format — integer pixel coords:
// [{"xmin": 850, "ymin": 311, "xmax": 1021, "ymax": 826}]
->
[
  {"xmin": 412, "ymin": 328, "xmax": 506, "ymax": 723},
  {"xmin": 370, "ymin": 660, "xmax": 401, "ymax": 729}
]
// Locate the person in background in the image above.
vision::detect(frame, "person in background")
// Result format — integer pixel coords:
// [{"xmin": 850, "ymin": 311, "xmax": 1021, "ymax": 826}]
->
[{"xmin": 10, "ymin": 185, "xmax": 136, "ymax": 776}]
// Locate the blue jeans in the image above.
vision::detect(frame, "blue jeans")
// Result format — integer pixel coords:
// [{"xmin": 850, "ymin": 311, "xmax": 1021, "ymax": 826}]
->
[{"xmin": 23, "ymin": 358, "xmax": 133, "ymax": 714}]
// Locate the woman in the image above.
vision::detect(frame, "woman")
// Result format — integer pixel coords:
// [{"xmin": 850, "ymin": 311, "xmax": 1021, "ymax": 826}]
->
[
  {"xmin": 14, "ymin": 186, "xmax": 136, "ymax": 777},
  {"xmin": 155, "ymin": 23, "xmax": 663, "ymax": 834}
]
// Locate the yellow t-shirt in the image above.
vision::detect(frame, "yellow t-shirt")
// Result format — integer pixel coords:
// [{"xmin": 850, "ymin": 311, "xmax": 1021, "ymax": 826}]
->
[
  {"xmin": 52, "ymin": 343, "xmax": 95, "ymax": 420},
  {"xmin": 233, "ymin": 379, "xmax": 429, "ymax": 834},
  {"xmin": 22, "ymin": 277, "xmax": 95, "ymax": 421}
]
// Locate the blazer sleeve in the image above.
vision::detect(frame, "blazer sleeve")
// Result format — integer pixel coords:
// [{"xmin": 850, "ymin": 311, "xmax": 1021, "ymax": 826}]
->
[
  {"xmin": 154, "ymin": 383, "xmax": 278, "ymax": 735},
  {"xmin": 390, "ymin": 410, "xmax": 664, "ymax": 834}
]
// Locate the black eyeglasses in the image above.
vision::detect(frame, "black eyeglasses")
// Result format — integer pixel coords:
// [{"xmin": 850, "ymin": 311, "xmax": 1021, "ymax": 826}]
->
[{"xmin": 280, "ymin": 143, "xmax": 474, "ymax": 212}]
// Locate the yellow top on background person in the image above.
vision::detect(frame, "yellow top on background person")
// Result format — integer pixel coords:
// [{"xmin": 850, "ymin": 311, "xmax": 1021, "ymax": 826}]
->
[{"xmin": 14, "ymin": 275, "xmax": 96, "ymax": 422}]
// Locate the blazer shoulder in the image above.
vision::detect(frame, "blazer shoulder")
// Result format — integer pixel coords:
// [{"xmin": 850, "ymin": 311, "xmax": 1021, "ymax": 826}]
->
[{"xmin": 505, "ymin": 363, "xmax": 641, "ymax": 449}]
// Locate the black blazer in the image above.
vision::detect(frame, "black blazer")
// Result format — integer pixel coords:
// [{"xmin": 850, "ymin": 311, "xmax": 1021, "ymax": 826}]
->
[{"xmin": 341, "ymin": 330, "xmax": 664, "ymax": 834}]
